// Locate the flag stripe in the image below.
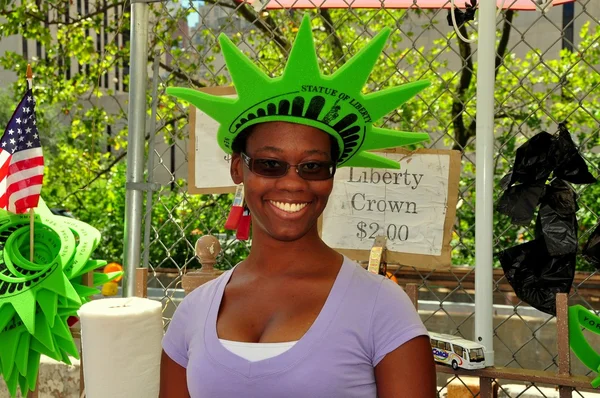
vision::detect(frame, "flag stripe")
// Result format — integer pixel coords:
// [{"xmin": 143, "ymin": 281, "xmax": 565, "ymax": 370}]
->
[
  {"xmin": 1, "ymin": 165, "xmax": 45, "ymax": 186},
  {"xmin": 8, "ymin": 157, "xmax": 44, "ymax": 176},
  {"xmin": 4, "ymin": 174, "xmax": 44, "ymax": 199},
  {"xmin": 9, "ymin": 188, "xmax": 43, "ymax": 213},
  {"xmin": 0, "ymin": 156, "xmax": 10, "ymax": 178},
  {"xmin": 0, "ymin": 150, "xmax": 10, "ymax": 165},
  {"xmin": 10, "ymin": 148, "xmax": 43, "ymax": 164}
]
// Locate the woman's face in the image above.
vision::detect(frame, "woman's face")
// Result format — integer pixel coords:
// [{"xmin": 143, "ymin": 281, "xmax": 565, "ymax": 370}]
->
[{"xmin": 230, "ymin": 121, "xmax": 335, "ymax": 242}]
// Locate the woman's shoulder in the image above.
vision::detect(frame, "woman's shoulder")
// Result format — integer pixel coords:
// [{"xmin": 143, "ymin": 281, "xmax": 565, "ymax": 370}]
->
[
  {"xmin": 343, "ymin": 257, "xmax": 387, "ymax": 290},
  {"xmin": 343, "ymin": 257, "xmax": 413, "ymax": 306}
]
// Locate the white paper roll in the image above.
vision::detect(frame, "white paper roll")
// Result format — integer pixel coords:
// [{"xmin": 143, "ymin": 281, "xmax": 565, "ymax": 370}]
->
[{"xmin": 78, "ymin": 297, "xmax": 163, "ymax": 398}]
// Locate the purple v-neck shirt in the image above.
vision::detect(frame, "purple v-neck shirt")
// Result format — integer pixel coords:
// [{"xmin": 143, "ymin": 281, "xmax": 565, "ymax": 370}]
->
[{"xmin": 162, "ymin": 257, "xmax": 428, "ymax": 397}]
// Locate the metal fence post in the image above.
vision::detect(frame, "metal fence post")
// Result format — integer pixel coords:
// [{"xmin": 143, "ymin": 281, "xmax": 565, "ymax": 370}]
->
[
  {"xmin": 123, "ymin": 0, "xmax": 151, "ymax": 297},
  {"xmin": 474, "ymin": 0, "xmax": 497, "ymax": 366}
]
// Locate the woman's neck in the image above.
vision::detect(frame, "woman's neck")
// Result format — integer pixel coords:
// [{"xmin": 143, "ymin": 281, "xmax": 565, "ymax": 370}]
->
[{"xmin": 242, "ymin": 228, "xmax": 342, "ymax": 277}]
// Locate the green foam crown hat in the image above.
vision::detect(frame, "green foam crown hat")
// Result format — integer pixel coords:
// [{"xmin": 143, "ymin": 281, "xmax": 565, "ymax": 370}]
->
[{"xmin": 168, "ymin": 15, "xmax": 431, "ymax": 170}]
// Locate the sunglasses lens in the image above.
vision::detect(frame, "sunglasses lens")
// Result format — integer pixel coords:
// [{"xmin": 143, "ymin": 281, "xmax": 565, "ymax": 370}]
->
[
  {"xmin": 244, "ymin": 154, "xmax": 335, "ymax": 180},
  {"xmin": 298, "ymin": 163, "xmax": 335, "ymax": 180},
  {"xmin": 251, "ymin": 159, "xmax": 288, "ymax": 177}
]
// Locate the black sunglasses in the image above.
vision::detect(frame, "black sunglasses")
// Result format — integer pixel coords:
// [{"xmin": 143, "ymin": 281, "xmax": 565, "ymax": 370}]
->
[{"xmin": 241, "ymin": 153, "xmax": 336, "ymax": 181}]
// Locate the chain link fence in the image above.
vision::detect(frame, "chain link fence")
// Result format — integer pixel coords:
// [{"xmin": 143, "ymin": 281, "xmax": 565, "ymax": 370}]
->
[{"xmin": 144, "ymin": 1, "xmax": 600, "ymax": 396}]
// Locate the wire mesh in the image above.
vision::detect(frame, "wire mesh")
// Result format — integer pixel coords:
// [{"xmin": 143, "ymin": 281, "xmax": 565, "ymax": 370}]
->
[{"xmin": 146, "ymin": 1, "xmax": 600, "ymax": 396}]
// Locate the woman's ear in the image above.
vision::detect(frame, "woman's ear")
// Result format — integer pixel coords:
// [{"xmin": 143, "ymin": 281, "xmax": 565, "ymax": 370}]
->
[{"xmin": 230, "ymin": 153, "xmax": 244, "ymax": 185}]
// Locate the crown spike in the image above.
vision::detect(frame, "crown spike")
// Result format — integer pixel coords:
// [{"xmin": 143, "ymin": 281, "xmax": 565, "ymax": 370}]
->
[
  {"xmin": 363, "ymin": 80, "xmax": 431, "ymax": 122},
  {"xmin": 362, "ymin": 127, "xmax": 429, "ymax": 152},
  {"xmin": 168, "ymin": 17, "xmax": 431, "ymax": 170},
  {"xmin": 167, "ymin": 88, "xmax": 236, "ymax": 123},
  {"xmin": 283, "ymin": 14, "xmax": 321, "ymax": 80},
  {"xmin": 330, "ymin": 29, "xmax": 391, "ymax": 93},
  {"xmin": 219, "ymin": 33, "xmax": 271, "ymax": 98}
]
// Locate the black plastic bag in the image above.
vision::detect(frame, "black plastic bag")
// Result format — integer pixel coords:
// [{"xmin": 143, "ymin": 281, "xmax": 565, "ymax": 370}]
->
[
  {"xmin": 503, "ymin": 132, "xmax": 556, "ymax": 187},
  {"xmin": 583, "ymin": 223, "xmax": 600, "ymax": 270},
  {"xmin": 446, "ymin": 0, "xmax": 477, "ymax": 27},
  {"xmin": 497, "ymin": 183, "xmax": 545, "ymax": 225},
  {"xmin": 553, "ymin": 124, "xmax": 596, "ymax": 185},
  {"xmin": 499, "ymin": 240, "xmax": 575, "ymax": 316},
  {"xmin": 535, "ymin": 179, "xmax": 578, "ymax": 256}
]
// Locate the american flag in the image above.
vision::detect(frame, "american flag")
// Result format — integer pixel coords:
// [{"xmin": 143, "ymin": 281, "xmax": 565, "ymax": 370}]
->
[{"xmin": 0, "ymin": 88, "xmax": 44, "ymax": 213}]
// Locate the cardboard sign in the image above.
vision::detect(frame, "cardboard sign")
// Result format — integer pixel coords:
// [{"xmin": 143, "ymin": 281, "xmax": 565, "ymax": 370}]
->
[
  {"xmin": 188, "ymin": 86, "xmax": 237, "ymax": 194},
  {"xmin": 321, "ymin": 148, "xmax": 461, "ymax": 270}
]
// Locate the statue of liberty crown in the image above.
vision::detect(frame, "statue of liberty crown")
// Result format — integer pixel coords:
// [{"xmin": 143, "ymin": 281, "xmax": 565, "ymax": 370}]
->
[{"xmin": 168, "ymin": 14, "xmax": 431, "ymax": 169}]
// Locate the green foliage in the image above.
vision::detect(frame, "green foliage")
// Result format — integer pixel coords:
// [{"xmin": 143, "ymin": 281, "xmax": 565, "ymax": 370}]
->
[
  {"xmin": 0, "ymin": 90, "xmax": 15, "ymax": 129},
  {"xmin": 0, "ymin": 3, "xmax": 598, "ymax": 271}
]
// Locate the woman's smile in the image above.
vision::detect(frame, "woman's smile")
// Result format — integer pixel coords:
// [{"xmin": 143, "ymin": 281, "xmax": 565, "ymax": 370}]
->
[
  {"xmin": 268, "ymin": 200, "xmax": 310, "ymax": 213},
  {"xmin": 265, "ymin": 199, "xmax": 312, "ymax": 222}
]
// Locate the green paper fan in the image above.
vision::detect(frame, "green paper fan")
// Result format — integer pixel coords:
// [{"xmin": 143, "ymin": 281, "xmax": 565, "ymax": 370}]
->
[{"xmin": 58, "ymin": 216, "xmax": 101, "ymax": 279}]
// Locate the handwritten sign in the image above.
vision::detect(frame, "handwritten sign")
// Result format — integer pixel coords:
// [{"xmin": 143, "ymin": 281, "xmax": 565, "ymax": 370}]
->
[
  {"xmin": 321, "ymin": 149, "xmax": 461, "ymax": 270},
  {"xmin": 188, "ymin": 86, "xmax": 237, "ymax": 194}
]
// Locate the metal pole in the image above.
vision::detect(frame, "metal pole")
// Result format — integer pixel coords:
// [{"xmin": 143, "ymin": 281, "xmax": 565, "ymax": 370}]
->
[
  {"xmin": 142, "ymin": 54, "xmax": 161, "ymax": 270},
  {"xmin": 123, "ymin": 1, "xmax": 149, "ymax": 297},
  {"xmin": 474, "ymin": 0, "xmax": 496, "ymax": 366}
]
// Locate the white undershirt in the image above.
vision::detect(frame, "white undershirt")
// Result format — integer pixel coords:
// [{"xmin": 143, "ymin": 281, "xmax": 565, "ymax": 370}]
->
[{"xmin": 219, "ymin": 339, "xmax": 298, "ymax": 362}]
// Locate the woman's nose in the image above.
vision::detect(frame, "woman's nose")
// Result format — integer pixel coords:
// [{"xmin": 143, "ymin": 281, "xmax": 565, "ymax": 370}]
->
[{"xmin": 274, "ymin": 166, "xmax": 308, "ymax": 191}]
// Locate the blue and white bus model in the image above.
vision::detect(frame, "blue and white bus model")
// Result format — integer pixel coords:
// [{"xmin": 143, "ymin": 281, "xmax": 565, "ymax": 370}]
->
[{"xmin": 429, "ymin": 332, "xmax": 486, "ymax": 370}]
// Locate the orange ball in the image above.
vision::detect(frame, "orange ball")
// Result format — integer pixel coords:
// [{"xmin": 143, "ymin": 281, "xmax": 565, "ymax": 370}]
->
[
  {"xmin": 386, "ymin": 271, "xmax": 398, "ymax": 284},
  {"xmin": 104, "ymin": 262, "xmax": 123, "ymax": 283}
]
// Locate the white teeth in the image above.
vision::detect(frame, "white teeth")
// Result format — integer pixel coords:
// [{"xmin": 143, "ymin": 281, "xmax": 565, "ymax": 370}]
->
[{"xmin": 270, "ymin": 201, "xmax": 308, "ymax": 213}]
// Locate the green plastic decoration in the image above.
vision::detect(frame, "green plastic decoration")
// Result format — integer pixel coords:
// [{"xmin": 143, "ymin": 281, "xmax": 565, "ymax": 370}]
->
[
  {"xmin": 0, "ymin": 198, "xmax": 121, "ymax": 397},
  {"xmin": 167, "ymin": 14, "xmax": 431, "ymax": 170},
  {"xmin": 569, "ymin": 305, "xmax": 600, "ymax": 387}
]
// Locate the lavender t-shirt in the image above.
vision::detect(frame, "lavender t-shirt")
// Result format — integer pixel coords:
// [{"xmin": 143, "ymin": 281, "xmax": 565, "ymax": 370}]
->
[{"xmin": 162, "ymin": 257, "xmax": 428, "ymax": 397}]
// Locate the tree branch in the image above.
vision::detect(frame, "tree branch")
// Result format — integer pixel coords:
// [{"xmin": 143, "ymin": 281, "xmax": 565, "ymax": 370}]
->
[
  {"xmin": 495, "ymin": 10, "xmax": 514, "ymax": 76},
  {"xmin": 230, "ymin": 1, "xmax": 290, "ymax": 52},
  {"xmin": 203, "ymin": 0, "xmax": 237, "ymax": 10},
  {"xmin": 59, "ymin": 114, "xmax": 187, "ymax": 203},
  {"xmin": 451, "ymin": 23, "xmax": 474, "ymax": 151},
  {"xmin": 60, "ymin": 150, "xmax": 128, "ymax": 203},
  {"xmin": 155, "ymin": 58, "xmax": 208, "ymax": 88},
  {"xmin": 318, "ymin": 9, "xmax": 344, "ymax": 63}
]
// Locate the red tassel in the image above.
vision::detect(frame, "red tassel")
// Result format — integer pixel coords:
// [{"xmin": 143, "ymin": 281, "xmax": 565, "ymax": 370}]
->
[
  {"xmin": 225, "ymin": 206, "xmax": 244, "ymax": 230},
  {"xmin": 224, "ymin": 185, "xmax": 245, "ymax": 230},
  {"xmin": 236, "ymin": 209, "xmax": 251, "ymax": 240}
]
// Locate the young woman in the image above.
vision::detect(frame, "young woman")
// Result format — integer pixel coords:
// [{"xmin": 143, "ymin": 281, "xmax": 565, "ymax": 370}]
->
[{"xmin": 160, "ymin": 15, "xmax": 437, "ymax": 398}]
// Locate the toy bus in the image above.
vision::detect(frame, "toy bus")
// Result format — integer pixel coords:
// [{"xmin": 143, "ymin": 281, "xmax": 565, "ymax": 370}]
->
[{"xmin": 429, "ymin": 332, "xmax": 486, "ymax": 370}]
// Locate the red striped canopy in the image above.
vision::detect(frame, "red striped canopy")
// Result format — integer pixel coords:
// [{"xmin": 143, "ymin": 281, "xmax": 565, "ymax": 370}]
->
[{"xmin": 243, "ymin": 0, "xmax": 574, "ymax": 11}]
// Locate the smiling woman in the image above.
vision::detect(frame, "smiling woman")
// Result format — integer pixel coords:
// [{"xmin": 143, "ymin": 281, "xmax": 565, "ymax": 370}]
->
[
  {"xmin": 160, "ymin": 14, "xmax": 436, "ymax": 398},
  {"xmin": 230, "ymin": 122, "xmax": 335, "ymax": 242}
]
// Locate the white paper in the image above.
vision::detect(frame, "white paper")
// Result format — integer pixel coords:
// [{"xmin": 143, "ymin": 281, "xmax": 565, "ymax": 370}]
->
[
  {"xmin": 78, "ymin": 297, "xmax": 163, "ymax": 398},
  {"xmin": 322, "ymin": 152, "xmax": 451, "ymax": 256},
  {"xmin": 193, "ymin": 95, "xmax": 237, "ymax": 191}
]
